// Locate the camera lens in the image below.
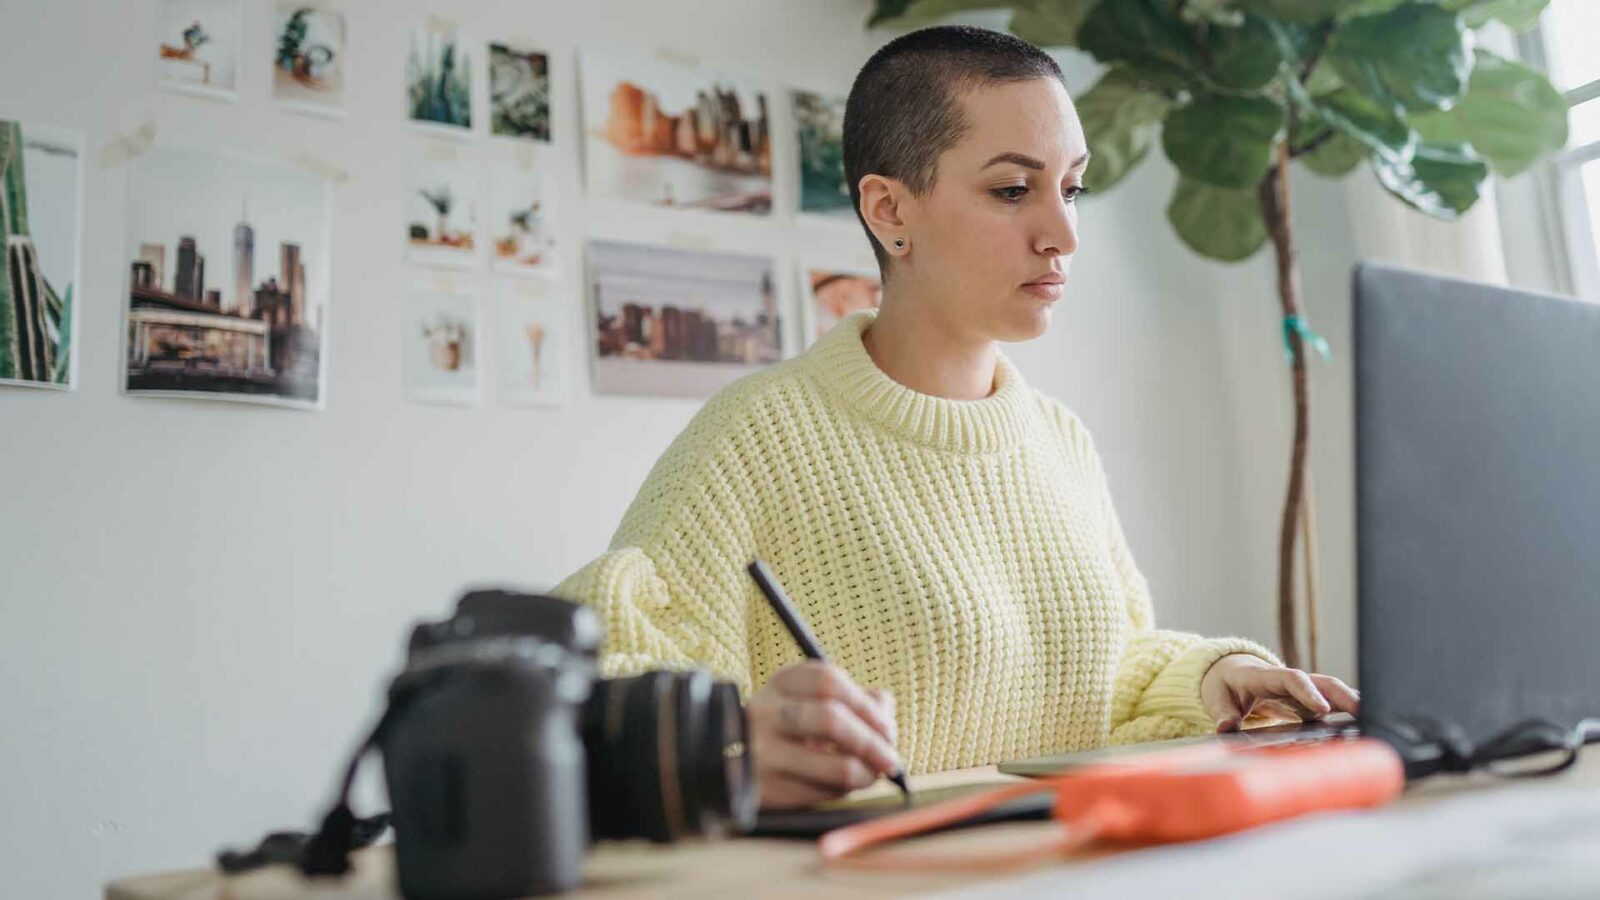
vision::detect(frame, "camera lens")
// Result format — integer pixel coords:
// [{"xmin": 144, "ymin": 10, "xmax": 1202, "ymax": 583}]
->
[{"xmin": 582, "ymin": 671, "xmax": 756, "ymax": 842}]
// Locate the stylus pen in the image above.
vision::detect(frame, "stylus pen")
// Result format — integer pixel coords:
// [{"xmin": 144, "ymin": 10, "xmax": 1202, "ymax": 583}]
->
[{"xmin": 747, "ymin": 558, "xmax": 913, "ymax": 803}]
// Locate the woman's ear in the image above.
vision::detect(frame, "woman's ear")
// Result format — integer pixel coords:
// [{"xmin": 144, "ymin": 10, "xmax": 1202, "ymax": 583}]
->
[{"xmin": 858, "ymin": 174, "xmax": 910, "ymax": 256}]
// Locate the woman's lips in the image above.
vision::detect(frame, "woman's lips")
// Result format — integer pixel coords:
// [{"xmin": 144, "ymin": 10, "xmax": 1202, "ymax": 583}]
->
[{"xmin": 1021, "ymin": 280, "xmax": 1064, "ymax": 300}]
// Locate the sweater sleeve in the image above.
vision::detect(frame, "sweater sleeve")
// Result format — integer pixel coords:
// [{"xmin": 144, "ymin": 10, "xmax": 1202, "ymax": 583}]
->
[
  {"xmin": 1102, "ymin": 493, "xmax": 1282, "ymax": 744},
  {"xmin": 1052, "ymin": 403, "xmax": 1282, "ymax": 745},
  {"xmin": 550, "ymin": 406, "xmax": 760, "ymax": 696}
]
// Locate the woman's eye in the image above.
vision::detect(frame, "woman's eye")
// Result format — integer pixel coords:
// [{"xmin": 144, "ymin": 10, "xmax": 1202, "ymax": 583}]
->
[{"xmin": 993, "ymin": 185, "xmax": 1089, "ymax": 204}]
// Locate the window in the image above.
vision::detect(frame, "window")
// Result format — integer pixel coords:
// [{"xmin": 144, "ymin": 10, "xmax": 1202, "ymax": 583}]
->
[{"xmin": 1530, "ymin": 0, "xmax": 1600, "ymax": 300}]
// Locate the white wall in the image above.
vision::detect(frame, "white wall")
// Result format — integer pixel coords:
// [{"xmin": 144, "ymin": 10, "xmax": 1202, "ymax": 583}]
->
[{"xmin": 0, "ymin": 1, "xmax": 1367, "ymax": 895}]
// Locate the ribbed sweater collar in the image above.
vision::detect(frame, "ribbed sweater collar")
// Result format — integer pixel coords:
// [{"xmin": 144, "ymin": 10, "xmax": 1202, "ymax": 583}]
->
[{"xmin": 801, "ymin": 308, "xmax": 1036, "ymax": 454}]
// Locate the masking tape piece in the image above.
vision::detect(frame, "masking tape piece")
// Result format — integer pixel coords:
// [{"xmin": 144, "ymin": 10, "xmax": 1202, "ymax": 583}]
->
[
  {"xmin": 98, "ymin": 121, "xmax": 157, "ymax": 169},
  {"xmin": 654, "ymin": 46, "xmax": 699, "ymax": 69},
  {"xmin": 424, "ymin": 142, "xmax": 458, "ymax": 162},
  {"xmin": 666, "ymin": 231, "xmax": 714, "ymax": 252},
  {"xmin": 426, "ymin": 14, "xmax": 459, "ymax": 33},
  {"xmin": 288, "ymin": 152, "xmax": 350, "ymax": 184}
]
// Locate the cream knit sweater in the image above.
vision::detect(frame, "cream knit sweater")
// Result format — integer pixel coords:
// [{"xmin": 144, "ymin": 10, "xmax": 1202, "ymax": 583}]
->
[{"xmin": 554, "ymin": 309, "xmax": 1279, "ymax": 774}]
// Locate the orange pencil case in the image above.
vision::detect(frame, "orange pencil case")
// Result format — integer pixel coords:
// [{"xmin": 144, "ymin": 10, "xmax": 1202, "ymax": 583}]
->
[{"xmin": 819, "ymin": 737, "xmax": 1406, "ymax": 870}]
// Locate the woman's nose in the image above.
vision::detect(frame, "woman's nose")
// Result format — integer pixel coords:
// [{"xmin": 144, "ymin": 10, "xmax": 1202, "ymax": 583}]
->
[{"xmin": 1035, "ymin": 197, "xmax": 1079, "ymax": 257}]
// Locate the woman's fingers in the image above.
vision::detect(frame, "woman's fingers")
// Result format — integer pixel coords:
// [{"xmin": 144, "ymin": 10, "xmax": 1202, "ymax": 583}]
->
[
  {"xmin": 748, "ymin": 663, "xmax": 904, "ymax": 812},
  {"xmin": 1246, "ymin": 697, "xmax": 1318, "ymax": 723},
  {"xmin": 775, "ymin": 661, "xmax": 896, "ymax": 742},
  {"xmin": 1310, "ymin": 673, "xmax": 1362, "ymax": 715},
  {"xmin": 759, "ymin": 735, "xmax": 878, "ymax": 792},
  {"xmin": 1262, "ymin": 667, "xmax": 1332, "ymax": 719},
  {"xmin": 867, "ymin": 687, "xmax": 898, "ymax": 743},
  {"xmin": 1213, "ymin": 689, "xmax": 1246, "ymax": 733},
  {"xmin": 774, "ymin": 697, "xmax": 903, "ymax": 776}
]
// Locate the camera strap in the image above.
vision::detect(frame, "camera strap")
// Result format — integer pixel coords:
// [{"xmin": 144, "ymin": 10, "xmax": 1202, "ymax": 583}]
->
[{"xmin": 217, "ymin": 701, "xmax": 405, "ymax": 878}]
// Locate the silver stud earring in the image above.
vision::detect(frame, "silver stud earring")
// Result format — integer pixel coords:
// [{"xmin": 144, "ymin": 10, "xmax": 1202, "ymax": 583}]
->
[{"xmin": 894, "ymin": 239, "xmax": 905, "ymax": 250}]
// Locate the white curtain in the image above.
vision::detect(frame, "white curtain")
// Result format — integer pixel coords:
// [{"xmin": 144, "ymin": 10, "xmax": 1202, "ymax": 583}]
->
[{"xmin": 1343, "ymin": 167, "xmax": 1510, "ymax": 286}]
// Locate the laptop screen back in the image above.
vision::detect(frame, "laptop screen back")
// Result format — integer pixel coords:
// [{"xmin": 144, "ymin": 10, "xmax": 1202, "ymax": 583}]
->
[{"xmin": 1354, "ymin": 262, "xmax": 1600, "ymax": 745}]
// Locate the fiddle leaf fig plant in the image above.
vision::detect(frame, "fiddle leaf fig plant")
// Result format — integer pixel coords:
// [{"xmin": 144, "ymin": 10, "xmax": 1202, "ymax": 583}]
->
[{"xmin": 868, "ymin": 0, "xmax": 1570, "ymax": 669}]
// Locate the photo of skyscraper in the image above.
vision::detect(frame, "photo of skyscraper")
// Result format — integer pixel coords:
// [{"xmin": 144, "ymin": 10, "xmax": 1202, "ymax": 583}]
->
[
  {"xmin": 123, "ymin": 146, "xmax": 330, "ymax": 408},
  {"xmin": 586, "ymin": 239, "xmax": 780, "ymax": 398},
  {"xmin": 0, "ymin": 120, "xmax": 81, "ymax": 390},
  {"xmin": 579, "ymin": 44, "xmax": 772, "ymax": 213}
]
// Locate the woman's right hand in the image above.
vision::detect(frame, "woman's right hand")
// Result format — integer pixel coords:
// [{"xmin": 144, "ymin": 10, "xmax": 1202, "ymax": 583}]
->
[{"xmin": 746, "ymin": 661, "xmax": 902, "ymax": 810}]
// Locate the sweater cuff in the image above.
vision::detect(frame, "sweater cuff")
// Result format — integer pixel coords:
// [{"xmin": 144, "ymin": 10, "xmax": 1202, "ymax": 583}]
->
[{"xmin": 1131, "ymin": 637, "xmax": 1282, "ymax": 728}]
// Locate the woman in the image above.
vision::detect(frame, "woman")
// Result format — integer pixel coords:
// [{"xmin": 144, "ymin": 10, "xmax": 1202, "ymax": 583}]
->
[{"xmin": 555, "ymin": 25, "xmax": 1359, "ymax": 810}]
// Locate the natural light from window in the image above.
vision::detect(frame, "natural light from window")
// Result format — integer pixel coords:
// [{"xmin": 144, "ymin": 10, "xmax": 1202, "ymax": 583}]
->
[{"xmin": 1537, "ymin": 0, "xmax": 1600, "ymax": 299}]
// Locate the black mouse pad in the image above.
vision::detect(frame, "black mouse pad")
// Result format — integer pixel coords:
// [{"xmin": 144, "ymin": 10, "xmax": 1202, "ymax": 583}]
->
[{"xmin": 747, "ymin": 781, "xmax": 1054, "ymax": 839}]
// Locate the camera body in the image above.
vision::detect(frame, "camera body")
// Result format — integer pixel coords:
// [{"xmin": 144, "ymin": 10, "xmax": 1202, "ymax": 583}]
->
[{"xmin": 379, "ymin": 589, "xmax": 756, "ymax": 899}]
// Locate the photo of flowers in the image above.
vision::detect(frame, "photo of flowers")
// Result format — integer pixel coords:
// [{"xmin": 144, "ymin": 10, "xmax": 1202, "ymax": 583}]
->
[
  {"xmin": 407, "ymin": 19, "xmax": 472, "ymax": 133},
  {"xmin": 493, "ymin": 279, "xmax": 567, "ymax": 406},
  {"xmin": 579, "ymin": 44, "xmax": 771, "ymax": 213},
  {"xmin": 404, "ymin": 286, "xmax": 480, "ymax": 406},
  {"xmin": 405, "ymin": 146, "xmax": 478, "ymax": 269},
  {"xmin": 156, "ymin": 0, "xmax": 242, "ymax": 100},
  {"xmin": 488, "ymin": 160, "xmax": 556, "ymax": 277},
  {"xmin": 489, "ymin": 41, "xmax": 551, "ymax": 143},
  {"xmin": 123, "ymin": 145, "xmax": 331, "ymax": 408},
  {"xmin": 271, "ymin": 3, "xmax": 348, "ymax": 116},
  {"xmin": 586, "ymin": 239, "xmax": 779, "ymax": 398},
  {"xmin": 792, "ymin": 89, "xmax": 853, "ymax": 219},
  {"xmin": 1, "ymin": 121, "xmax": 81, "ymax": 390},
  {"xmin": 799, "ymin": 262, "xmax": 880, "ymax": 348}
]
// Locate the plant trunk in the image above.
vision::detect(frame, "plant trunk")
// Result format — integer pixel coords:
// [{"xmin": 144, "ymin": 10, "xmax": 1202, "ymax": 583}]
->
[{"xmin": 1259, "ymin": 144, "xmax": 1312, "ymax": 671}]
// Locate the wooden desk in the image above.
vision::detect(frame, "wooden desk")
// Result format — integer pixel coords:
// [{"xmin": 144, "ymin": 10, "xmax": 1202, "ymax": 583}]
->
[{"xmin": 106, "ymin": 751, "xmax": 1600, "ymax": 899}]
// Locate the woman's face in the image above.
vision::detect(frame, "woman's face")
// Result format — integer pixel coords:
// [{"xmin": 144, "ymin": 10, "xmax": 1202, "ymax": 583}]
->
[{"xmin": 896, "ymin": 77, "xmax": 1088, "ymax": 343}]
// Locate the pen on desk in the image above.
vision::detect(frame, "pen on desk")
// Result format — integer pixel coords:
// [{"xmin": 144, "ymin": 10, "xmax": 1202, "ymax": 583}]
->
[{"xmin": 746, "ymin": 559, "xmax": 913, "ymax": 803}]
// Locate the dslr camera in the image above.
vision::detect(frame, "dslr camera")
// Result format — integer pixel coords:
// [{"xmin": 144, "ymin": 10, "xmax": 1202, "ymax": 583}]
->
[{"xmin": 380, "ymin": 589, "xmax": 757, "ymax": 897}]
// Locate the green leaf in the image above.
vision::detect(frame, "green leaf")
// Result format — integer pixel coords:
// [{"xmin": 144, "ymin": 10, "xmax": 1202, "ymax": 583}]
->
[
  {"xmin": 1167, "ymin": 176, "xmax": 1269, "ymax": 261},
  {"xmin": 1302, "ymin": 130, "xmax": 1368, "ymax": 176},
  {"xmin": 868, "ymin": 0, "xmax": 914, "ymax": 25},
  {"xmin": 1406, "ymin": 49, "xmax": 1568, "ymax": 177},
  {"xmin": 1236, "ymin": 0, "xmax": 1371, "ymax": 23},
  {"xmin": 1163, "ymin": 94, "xmax": 1286, "ymax": 188},
  {"xmin": 1181, "ymin": 0, "xmax": 1246, "ymax": 26},
  {"xmin": 1207, "ymin": 14, "xmax": 1286, "ymax": 92},
  {"xmin": 1369, "ymin": 140, "xmax": 1488, "ymax": 219},
  {"xmin": 867, "ymin": 0, "xmax": 1013, "ymax": 27},
  {"xmin": 1305, "ymin": 59, "xmax": 1344, "ymax": 95},
  {"xmin": 1076, "ymin": 0, "xmax": 1200, "ymax": 84},
  {"xmin": 1009, "ymin": 0, "xmax": 1100, "ymax": 47},
  {"xmin": 1441, "ymin": 0, "xmax": 1549, "ymax": 32},
  {"xmin": 1310, "ymin": 87, "xmax": 1416, "ymax": 164},
  {"xmin": 1326, "ymin": 3, "xmax": 1470, "ymax": 112},
  {"xmin": 1075, "ymin": 67, "xmax": 1173, "ymax": 192},
  {"xmin": 1336, "ymin": 0, "xmax": 1408, "ymax": 17}
]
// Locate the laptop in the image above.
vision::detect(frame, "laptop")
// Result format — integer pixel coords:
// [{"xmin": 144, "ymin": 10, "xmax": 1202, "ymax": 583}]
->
[{"xmin": 1002, "ymin": 262, "xmax": 1600, "ymax": 778}]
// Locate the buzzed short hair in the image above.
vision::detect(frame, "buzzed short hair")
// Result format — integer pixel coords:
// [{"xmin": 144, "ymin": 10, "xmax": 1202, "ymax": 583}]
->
[{"xmin": 843, "ymin": 25, "xmax": 1067, "ymax": 276}]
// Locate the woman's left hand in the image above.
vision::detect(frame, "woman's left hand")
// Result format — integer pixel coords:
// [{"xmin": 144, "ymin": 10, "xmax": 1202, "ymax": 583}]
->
[{"xmin": 1200, "ymin": 653, "xmax": 1361, "ymax": 733}]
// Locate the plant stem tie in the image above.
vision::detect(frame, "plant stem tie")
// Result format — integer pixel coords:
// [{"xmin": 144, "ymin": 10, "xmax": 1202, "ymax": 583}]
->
[{"xmin": 1282, "ymin": 315, "xmax": 1332, "ymax": 366}]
